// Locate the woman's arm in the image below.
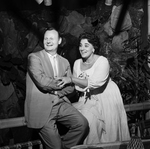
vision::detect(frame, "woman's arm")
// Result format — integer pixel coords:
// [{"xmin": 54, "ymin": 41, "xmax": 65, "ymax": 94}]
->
[
  {"xmin": 57, "ymin": 60, "xmax": 88, "ymax": 89},
  {"xmin": 72, "ymin": 60, "xmax": 88, "ymax": 88},
  {"xmin": 71, "ymin": 77, "xmax": 88, "ymax": 88},
  {"xmin": 57, "ymin": 57, "xmax": 110, "ymax": 90}
]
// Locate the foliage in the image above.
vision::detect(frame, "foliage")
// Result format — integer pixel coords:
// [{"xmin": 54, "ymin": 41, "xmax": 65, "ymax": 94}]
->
[
  {"xmin": 109, "ymin": 33, "xmax": 150, "ymax": 125},
  {"xmin": 0, "ymin": 51, "xmax": 27, "ymax": 100}
]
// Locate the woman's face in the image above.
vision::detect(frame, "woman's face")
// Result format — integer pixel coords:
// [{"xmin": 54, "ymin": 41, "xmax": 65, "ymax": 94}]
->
[{"xmin": 79, "ymin": 39, "xmax": 94, "ymax": 59}]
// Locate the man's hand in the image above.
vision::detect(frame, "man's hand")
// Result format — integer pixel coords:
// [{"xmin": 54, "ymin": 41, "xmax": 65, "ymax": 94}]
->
[{"xmin": 56, "ymin": 77, "xmax": 72, "ymax": 88}]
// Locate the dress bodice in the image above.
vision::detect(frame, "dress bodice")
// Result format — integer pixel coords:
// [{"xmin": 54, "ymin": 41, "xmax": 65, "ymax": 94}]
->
[
  {"xmin": 73, "ymin": 57, "xmax": 130, "ymax": 144},
  {"xmin": 73, "ymin": 56, "xmax": 110, "ymax": 93}
]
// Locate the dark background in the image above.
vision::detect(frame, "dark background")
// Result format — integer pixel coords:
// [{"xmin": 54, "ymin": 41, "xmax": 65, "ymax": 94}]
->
[{"xmin": 0, "ymin": 0, "xmax": 98, "ymax": 11}]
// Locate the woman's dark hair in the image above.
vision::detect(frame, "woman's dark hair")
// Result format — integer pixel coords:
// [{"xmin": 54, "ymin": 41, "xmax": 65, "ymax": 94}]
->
[{"xmin": 79, "ymin": 32, "xmax": 100, "ymax": 54}]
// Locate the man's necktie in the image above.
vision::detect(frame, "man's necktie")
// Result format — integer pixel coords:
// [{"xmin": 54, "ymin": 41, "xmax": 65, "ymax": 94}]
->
[{"xmin": 53, "ymin": 56, "xmax": 57, "ymax": 78}]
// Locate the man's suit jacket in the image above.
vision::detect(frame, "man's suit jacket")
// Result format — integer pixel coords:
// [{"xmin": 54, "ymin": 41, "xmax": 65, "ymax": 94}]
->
[{"xmin": 25, "ymin": 50, "xmax": 74, "ymax": 128}]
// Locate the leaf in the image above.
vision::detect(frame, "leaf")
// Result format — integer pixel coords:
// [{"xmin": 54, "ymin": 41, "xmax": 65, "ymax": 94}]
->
[
  {"xmin": 3, "ymin": 54, "xmax": 12, "ymax": 62},
  {"xmin": 0, "ymin": 58, "xmax": 12, "ymax": 69},
  {"xmin": 1, "ymin": 72, "xmax": 10, "ymax": 85},
  {"xmin": 8, "ymin": 67, "xmax": 18, "ymax": 81},
  {"xmin": 11, "ymin": 58, "xmax": 23, "ymax": 65}
]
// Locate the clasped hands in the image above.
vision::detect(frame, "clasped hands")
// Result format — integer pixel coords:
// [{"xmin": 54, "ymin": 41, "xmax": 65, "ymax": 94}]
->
[{"xmin": 55, "ymin": 77, "xmax": 72, "ymax": 88}]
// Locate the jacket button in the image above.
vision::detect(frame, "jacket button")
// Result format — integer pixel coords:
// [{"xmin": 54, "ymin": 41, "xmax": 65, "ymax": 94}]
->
[{"xmin": 52, "ymin": 101, "xmax": 54, "ymax": 103}]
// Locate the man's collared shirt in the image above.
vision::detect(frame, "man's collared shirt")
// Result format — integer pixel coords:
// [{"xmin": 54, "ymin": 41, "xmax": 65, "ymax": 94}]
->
[
  {"xmin": 47, "ymin": 53, "xmax": 58, "ymax": 78},
  {"xmin": 47, "ymin": 52, "xmax": 59, "ymax": 96}
]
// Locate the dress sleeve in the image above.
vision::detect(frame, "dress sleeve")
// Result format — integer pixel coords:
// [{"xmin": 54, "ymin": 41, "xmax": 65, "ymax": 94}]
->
[
  {"xmin": 73, "ymin": 59, "xmax": 79, "ymax": 78},
  {"xmin": 86, "ymin": 56, "xmax": 110, "ymax": 90},
  {"xmin": 73, "ymin": 59, "xmax": 85, "ymax": 92}
]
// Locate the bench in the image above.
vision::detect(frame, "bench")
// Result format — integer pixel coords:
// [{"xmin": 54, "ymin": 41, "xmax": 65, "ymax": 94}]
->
[{"xmin": 0, "ymin": 101, "xmax": 150, "ymax": 148}]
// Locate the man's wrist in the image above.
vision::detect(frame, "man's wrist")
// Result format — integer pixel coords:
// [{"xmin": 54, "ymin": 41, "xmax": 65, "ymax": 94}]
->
[
  {"xmin": 51, "ymin": 90, "xmax": 58, "ymax": 95},
  {"xmin": 54, "ymin": 91, "xmax": 58, "ymax": 95}
]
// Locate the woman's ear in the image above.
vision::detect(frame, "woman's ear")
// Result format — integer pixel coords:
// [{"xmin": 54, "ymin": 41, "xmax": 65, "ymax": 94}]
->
[
  {"xmin": 92, "ymin": 48, "xmax": 95, "ymax": 53},
  {"xmin": 59, "ymin": 37, "xmax": 62, "ymax": 45}
]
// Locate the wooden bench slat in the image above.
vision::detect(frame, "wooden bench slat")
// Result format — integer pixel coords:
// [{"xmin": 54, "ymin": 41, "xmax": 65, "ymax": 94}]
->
[
  {"xmin": 125, "ymin": 101, "xmax": 150, "ymax": 112},
  {"xmin": 0, "ymin": 117, "xmax": 26, "ymax": 129},
  {"xmin": 0, "ymin": 140, "xmax": 43, "ymax": 149},
  {"xmin": 0, "ymin": 102, "xmax": 150, "ymax": 129},
  {"xmin": 70, "ymin": 139, "xmax": 150, "ymax": 149}
]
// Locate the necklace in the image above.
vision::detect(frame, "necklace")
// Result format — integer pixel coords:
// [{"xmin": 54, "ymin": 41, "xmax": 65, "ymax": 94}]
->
[
  {"xmin": 83, "ymin": 54, "xmax": 95, "ymax": 65},
  {"xmin": 84, "ymin": 61, "xmax": 93, "ymax": 64},
  {"xmin": 84, "ymin": 59, "xmax": 94, "ymax": 65}
]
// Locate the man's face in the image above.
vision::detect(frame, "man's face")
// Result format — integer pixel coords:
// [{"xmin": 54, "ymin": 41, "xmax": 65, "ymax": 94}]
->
[{"xmin": 43, "ymin": 30, "xmax": 61, "ymax": 53}]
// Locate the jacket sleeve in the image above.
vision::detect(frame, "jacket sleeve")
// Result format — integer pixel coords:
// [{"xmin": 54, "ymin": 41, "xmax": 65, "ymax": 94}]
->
[
  {"xmin": 27, "ymin": 53, "xmax": 61, "ymax": 93},
  {"xmin": 57, "ymin": 62, "xmax": 74, "ymax": 98}
]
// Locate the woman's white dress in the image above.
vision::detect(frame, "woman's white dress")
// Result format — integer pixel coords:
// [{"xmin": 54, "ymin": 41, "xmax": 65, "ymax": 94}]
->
[{"xmin": 73, "ymin": 56, "xmax": 130, "ymax": 145}]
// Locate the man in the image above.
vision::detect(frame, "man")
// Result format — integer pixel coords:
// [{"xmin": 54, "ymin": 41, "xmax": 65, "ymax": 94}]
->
[{"xmin": 25, "ymin": 27, "xmax": 89, "ymax": 149}]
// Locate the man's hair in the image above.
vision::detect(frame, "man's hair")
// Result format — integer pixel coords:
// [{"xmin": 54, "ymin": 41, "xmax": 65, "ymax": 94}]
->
[
  {"xmin": 43, "ymin": 27, "xmax": 60, "ymax": 37},
  {"xmin": 79, "ymin": 32, "xmax": 100, "ymax": 54}
]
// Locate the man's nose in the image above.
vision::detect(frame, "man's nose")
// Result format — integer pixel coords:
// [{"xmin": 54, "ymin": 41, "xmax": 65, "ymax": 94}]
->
[{"xmin": 47, "ymin": 39, "xmax": 52, "ymax": 43}]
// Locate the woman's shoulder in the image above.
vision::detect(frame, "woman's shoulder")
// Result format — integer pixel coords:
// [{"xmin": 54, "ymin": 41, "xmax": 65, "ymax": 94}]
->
[
  {"xmin": 74, "ymin": 58, "xmax": 82, "ymax": 65},
  {"xmin": 75, "ymin": 58, "xmax": 82, "ymax": 62},
  {"xmin": 93, "ymin": 55, "xmax": 109, "ymax": 69},
  {"xmin": 96, "ymin": 55, "xmax": 108, "ymax": 63},
  {"xmin": 73, "ymin": 59, "xmax": 82, "ymax": 74}
]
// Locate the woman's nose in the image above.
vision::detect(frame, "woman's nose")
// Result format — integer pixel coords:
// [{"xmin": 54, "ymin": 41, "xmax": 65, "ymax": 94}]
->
[{"xmin": 80, "ymin": 47, "xmax": 84, "ymax": 51}]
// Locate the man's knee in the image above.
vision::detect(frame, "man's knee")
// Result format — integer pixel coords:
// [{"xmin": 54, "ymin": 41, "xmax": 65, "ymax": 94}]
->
[
  {"xmin": 77, "ymin": 116, "xmax": 89, "ymax": 144},
  {"xmin": 78, "ymin": 115, "xmax": 89, "ymax": 132},
  {"xmin": 83, "ymin": 117, "xmax": 89, "ymax": 132}
]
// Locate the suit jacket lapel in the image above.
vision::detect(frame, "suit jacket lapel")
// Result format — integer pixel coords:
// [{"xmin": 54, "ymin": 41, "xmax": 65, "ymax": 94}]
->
[
  {"xmin": 41, "ymin": 50, "xmax": 54, "ymax": 77},
  {"xmin": 57, "ymin": 55, "xmax": 64, "ymax": 77}
]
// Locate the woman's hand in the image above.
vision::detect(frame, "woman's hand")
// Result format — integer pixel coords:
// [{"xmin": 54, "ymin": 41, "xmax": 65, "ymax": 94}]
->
[{"xmin": 56, "ymin": 77, "xmax": 72, "ymax": 88}]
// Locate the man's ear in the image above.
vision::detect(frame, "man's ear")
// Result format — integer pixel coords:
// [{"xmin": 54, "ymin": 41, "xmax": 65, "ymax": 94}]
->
[{"xmin": 59, "ymin": 37, "xmax": 62, "ymax": 45}]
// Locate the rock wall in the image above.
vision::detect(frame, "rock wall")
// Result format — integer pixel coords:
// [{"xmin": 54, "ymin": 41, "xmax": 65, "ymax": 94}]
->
[{"xmin": 0, "ymin": 0, "xmax": 149, "ymax": 145}]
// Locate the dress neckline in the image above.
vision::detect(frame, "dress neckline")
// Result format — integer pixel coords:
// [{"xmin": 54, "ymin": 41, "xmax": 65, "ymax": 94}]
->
[{"xmin": 80, "ymin": 56, "xmax": 101, "ymax": 72}]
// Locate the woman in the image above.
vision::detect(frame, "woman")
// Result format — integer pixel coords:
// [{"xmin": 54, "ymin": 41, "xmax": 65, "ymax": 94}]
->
[{"xmin": 57, "ymin": 32, "xmax": 130, "ymax": 144}]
